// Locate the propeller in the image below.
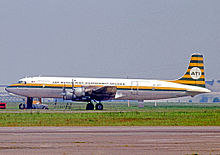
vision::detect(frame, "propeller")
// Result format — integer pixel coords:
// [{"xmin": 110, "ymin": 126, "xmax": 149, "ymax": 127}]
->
[
  {"xmin": 62, "ymin": 82, "xmax": 66, "ymax": 100},
  {"xmin": 72, "ymin": 79, "xmax": 75, "ymax": 91},
  {"xmin": 71, "ymin": 79, "xmax": 76, "ymax": 99},
  {"xmin": 62, "ymin": 79, "xmax": 76, "ymax": 100}
]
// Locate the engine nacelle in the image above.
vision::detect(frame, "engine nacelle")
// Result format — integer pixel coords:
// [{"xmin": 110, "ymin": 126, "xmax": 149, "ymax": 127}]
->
[
  {"xmin": 63, "ymin": 92, "xmax": 75, "ymax": 100},
  {"xmin": 63, "ymin": 87, "xmax": 86, "ymax": 101},
  {"xmin": 74, "ymin": 87, "xmax": 85, "ymax": 97}
]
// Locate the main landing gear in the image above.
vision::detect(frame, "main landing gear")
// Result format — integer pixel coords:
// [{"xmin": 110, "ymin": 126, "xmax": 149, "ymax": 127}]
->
[
  {"xmin": 95, "ymin": 103, "xmax": 103, "ymax": 110},
  {"xmin": 86, "ymin": 102, "xmax": 94, "ymax": 110},
  {"xmin": 86, "ymin": 100, "xmax": 103, "ymax": 110},
  {"xmin": 27, "ymin": 97, "xmax": 33, "ymax": 109}
]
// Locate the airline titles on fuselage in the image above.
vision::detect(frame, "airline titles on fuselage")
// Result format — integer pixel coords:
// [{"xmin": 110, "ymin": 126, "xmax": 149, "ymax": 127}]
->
[{"xmin": 19, "ymin": 79, "xmax": 126, "ymax": 86}]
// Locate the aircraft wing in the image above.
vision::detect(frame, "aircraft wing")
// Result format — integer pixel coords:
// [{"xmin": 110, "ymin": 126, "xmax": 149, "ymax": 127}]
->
[{"xmin": 85, "ymin": 86, "xmax": 117, "ymax": 101}]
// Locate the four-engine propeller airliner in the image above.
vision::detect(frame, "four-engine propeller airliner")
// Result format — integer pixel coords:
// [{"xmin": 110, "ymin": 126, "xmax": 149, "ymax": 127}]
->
[{"xmin": 6, "ymin": 53, "xmax": 210, "ymax": 110}]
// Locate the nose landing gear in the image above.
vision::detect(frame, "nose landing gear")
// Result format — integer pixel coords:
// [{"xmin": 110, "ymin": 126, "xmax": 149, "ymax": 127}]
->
[{"xmin": 27, "ymin": 97, "xmax": 33, "ymax": 109}]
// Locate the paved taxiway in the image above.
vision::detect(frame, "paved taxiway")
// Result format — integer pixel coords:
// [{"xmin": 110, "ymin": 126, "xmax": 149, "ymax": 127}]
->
[{"xmin": 0, "ymin": 127, "xmax": 220, "ymax": 155}]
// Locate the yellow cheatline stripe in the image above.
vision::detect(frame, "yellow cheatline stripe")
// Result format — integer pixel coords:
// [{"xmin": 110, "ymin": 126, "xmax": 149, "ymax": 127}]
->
[
  {"xmin": 117, "ymin": 86, "xmax": 131, "ymax": 89},
  {"xmin": 10, "ymin": 83, "xmax": 187, "ymax": 91},
  {"xmin": 187, "ymin": 69, "xmax": 204, "ymax": 72},
  {"xmin": 17, "ymin": 83, "xmax": 59, "ymax": 87},
  {"xmin": 11, "ymin": 83, "xmax": 42, "ymax": 87},
  {"xmin": 10, "ymin": 83, "xmax": 87, "ymax": 88},
  {"xmin": 11, "ymin": 83, "xmax": 108, "ymax": 88},
  {"xmin": 182, "ymin": 75, "xmax": 205, "ymax": 79},
  {"xmin": 191, "ymin": 57, "xmax": 203, "ymax": 61},
  {"xmin": 154, "ymin": 87, "xmax": 186, "ymax": 91},
  {"xmin": 173, "ymin": 80, "xmax": 205, "ymax": 85},
  {"xmin": 189, "ymin": 63, "xmax": 204, "ymax": 66},
  {"xmin": 120, "ymin": 86, "xmax": 185, "ymax": 91}
]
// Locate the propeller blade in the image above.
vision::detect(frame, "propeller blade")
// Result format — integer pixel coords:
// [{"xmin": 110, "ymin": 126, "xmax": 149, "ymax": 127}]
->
[
  {"xmin": 72, "ymin": 79, "xmax": 74, "ymax": 90},
  {"xmin": 62, "ymin": 82, "xmax": 66, "ymax": 100}
]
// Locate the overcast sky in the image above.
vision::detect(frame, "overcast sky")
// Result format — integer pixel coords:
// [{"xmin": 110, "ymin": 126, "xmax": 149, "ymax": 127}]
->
[{"xmin": 0, "ymin": 0, "xmax": 220, "ymax": 84}]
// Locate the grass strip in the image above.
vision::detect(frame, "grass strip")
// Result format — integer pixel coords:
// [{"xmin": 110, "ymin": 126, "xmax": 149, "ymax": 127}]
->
[{"xmin": 0, "ymin": 111, "xmax": 219, "ymax": 127}]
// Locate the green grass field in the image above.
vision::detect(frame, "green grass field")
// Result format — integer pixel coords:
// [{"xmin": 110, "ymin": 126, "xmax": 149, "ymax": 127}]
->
[
  {"xmin": 0, "ymin": 102, "xmax": 220, "ymax": 127},
  {"xmin": 0, "ymin": 110, "xmax": 220, "ymax": 126}
]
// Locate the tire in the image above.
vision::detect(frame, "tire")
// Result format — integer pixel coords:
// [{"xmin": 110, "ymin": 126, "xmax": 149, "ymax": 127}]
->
[
  {"xmin": 95, "ymin": 103, "xmax": 103, "ymax": 110},
  {"xmin": 19, "ymin": 103, "xmax": 25, "ymax": 110},
  {"xmin": 86, "ymin": 103, "xmax": 94, "ymax": 110},
  {"xmin": 43, "ymin": 106, "xmax": 49, "ymax": 110}
]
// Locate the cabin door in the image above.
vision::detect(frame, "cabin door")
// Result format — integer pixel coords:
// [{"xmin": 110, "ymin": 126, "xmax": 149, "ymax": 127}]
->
[{"xmin": 131, "ymin": 81, "xmax": 139, "ymax": 95}]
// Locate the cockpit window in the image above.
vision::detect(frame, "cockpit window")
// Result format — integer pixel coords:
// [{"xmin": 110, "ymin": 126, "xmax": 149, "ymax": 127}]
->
[{"xmin": 18, "ymin": 81, "xmax": 26, "ymax": 84}]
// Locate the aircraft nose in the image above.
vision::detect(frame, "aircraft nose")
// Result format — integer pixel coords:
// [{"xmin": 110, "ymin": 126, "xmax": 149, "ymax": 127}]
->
[
  {"xmin": 5, "ymin": 87, "xmax": 9, "ymax": 92},
  {"xmin": 5, "ymin": 86, "xmax": 13, "ymax": 93},
  {"xmin": 5, "ymin": 87, "xmax": 10, "ymax": 93}
]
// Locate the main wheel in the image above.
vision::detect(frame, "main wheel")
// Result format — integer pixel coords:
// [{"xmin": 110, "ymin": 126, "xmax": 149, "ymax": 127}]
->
[
  {"xmin": 95, "ymin": 103, "xmax": 103, "ymax": 110},
  {"xmin": 19, "ymin": 103, "xmax": 25, "ymax": 110},
  {"xmin": 86, "ymin": 103, "xmax": 94, "ymax": 110}
]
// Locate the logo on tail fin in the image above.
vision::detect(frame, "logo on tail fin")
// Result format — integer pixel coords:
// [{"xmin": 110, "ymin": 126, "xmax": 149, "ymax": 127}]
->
[
  {"xmin": 170, "ymin": 53, "xmax": 206, "ymax": 88},
  {"xmin": 190, "ymin": 67, "xmax": 202, "ymax": 80}
]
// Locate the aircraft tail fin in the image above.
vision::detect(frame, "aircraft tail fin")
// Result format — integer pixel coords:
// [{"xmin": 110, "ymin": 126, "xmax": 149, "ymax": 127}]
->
[{"xmin": 171, "ymin": 53, "xmax": 206, "ymax": 88}]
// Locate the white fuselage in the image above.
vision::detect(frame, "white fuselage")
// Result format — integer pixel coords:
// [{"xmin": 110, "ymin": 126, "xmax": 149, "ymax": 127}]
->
[{"xmin": 6, "ymin": 76, "xmax": 210, "ymax": 101}]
